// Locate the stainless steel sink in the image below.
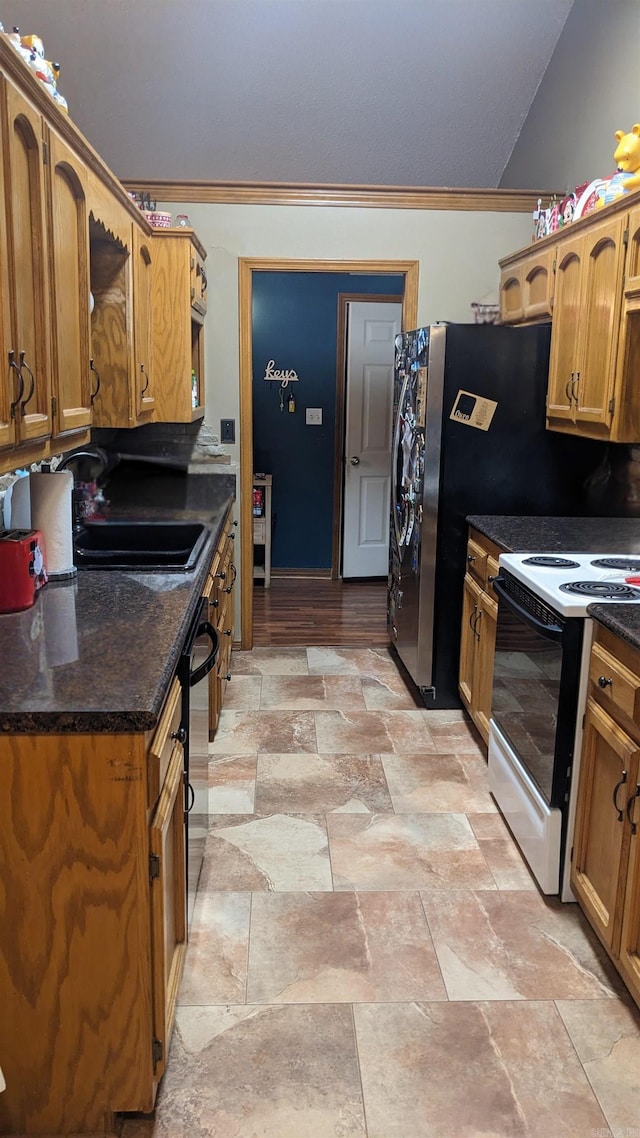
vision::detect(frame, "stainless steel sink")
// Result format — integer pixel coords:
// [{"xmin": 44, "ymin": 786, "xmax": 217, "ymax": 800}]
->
[{"xmin": 74, "ymin": 521, "xmax": 209, "ymax": 571}]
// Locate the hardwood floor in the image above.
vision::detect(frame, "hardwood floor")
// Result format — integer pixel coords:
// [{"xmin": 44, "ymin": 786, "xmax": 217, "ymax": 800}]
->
[{"xmin": 252, "ymin": 576, "xmax": 388, "ymax": 647}]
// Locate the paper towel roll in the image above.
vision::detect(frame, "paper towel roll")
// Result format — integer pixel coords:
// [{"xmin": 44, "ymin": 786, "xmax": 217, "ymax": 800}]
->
[
  {"xmin": 9, "ymin": 473, "xmax": 32, "ymax": 529},
  {"xmin": 44, "ymin": 579, "xmax": 79, "ymax": 667},
  {"xmin": 29, "ymin": 471, "xmax": 76, "ymax": 579}
]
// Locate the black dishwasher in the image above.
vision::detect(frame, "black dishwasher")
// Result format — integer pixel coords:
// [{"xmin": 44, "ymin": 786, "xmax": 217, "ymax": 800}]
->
[{"xmin": 178, "ymin": 596, "xmax": 219, "ymax": 929}]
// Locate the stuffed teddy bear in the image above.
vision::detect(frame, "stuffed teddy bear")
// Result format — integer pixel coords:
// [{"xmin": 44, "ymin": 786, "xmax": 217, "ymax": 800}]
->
[{"xmin": 597, "ymin": 124, "xmax": 640, "ymax": 207}]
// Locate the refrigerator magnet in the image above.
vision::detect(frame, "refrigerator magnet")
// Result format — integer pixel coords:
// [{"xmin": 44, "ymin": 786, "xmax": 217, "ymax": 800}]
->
[{"xmin": 449, "ymin": 390, "xmax": 498, "ymax": 431}]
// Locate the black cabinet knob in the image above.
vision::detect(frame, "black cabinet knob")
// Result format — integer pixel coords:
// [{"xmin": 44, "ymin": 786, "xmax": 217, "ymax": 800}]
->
[{"xmin": 598, "ymin": 676, "xmax": 613, "ymax": 689}]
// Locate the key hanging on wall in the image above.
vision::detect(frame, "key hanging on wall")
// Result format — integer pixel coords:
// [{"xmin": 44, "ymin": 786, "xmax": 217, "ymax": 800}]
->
[
  {"xmin": 279, "ymin": 383, "xmax": 285, "ymax": 411},
  {"xmin": 288, "ymin": 391, "xmax": 296, "ymax": 413}
]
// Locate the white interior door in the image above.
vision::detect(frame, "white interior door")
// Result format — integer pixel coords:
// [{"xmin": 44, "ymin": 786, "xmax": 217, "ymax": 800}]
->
[{"xmin": 342, "ymin": 300, "xmax": 402, "ymax": 578}]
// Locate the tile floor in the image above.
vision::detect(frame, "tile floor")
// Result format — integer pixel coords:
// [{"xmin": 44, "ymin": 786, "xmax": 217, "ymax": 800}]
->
[{"xmin": 123, "ymin": 646, "xmax": 640, "ymax": 1138}]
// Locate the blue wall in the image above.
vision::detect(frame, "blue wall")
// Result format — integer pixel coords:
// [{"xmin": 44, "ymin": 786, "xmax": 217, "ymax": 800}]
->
[{"xmin": 252, "ymin": 272, "xmax": 404, "ymax": 569}]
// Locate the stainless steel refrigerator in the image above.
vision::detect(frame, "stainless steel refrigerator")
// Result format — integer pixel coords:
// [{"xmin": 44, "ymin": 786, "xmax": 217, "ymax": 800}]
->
[{"xmin": 388, "ymin": 323, "xmax": 607, "ymax": 708}]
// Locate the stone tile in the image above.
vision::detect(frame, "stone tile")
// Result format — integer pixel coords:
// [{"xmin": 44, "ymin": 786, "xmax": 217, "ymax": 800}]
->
[
  {"xmin": 178, "ymin": 893, "xmax": 250, "ymax": 1005},
  {"xmin": 354, "ymin": 1001, "xmax": 608, "ymax": 1138},
  {"xmin": 307, "ymin": 646, "xmax": 398, "ymax": 677},
  {"xmin": 246, "ymin": 891, "xmax": 446, "ymax": 1003},
  {"xmin": 231, "ymin": 647, "xmax": 309, "ymax": 675},
  {"xmin": 201, "ymin": 814, "xmax": 333, "ymax": 891},
  {"xmin": 362, "ymin": 671, "xmax": 423, "ymax": 710},
  {"xmin": 121, "ymin": 1004, "xmax": 366, "ymax": 1138},
  {"xmin": 422, "ymin": 708, "xmax": 469, "ymax": 724},
  {"xmin": 254, "ymin": 753, "xmax": 393, "ymax": 814},
  {"xmin": 421, "ymin": 889, "xmax": 621, "ymax": 1000},
  {"xmin": 315, "ymin": 709, "xmax": 435, "ymax": 754},
  {"xmin": 381, "ymin": 752, "xmax": 497, "ymax": 813},
  {"xmin": 259, "ymin": 674, "xmax": 366, "ymax": 710},
  {"xmin": 328, "ymin": 813, "xmax": 495, "ymax": 891},
  {"xmin": 468, "ymin": 808, "xmax": 538, "ymax": 890},
  {"xmin": 208, "ymin": 710, "xmax": 317, "ymax": 754},
  {"xmin": 556, "ymin": 998, "xmax": 640, "ymax": 1136},
  {"xmin": 220, "ymin": 675, "xmax": 262, "ymax": 710},
  {"xmin": 421, "ymin": 714, "xmax": 486, "ymax": 756},
  {"xmin": 208, "ymin": 756, "xmax": 256, "ymax": 814}
]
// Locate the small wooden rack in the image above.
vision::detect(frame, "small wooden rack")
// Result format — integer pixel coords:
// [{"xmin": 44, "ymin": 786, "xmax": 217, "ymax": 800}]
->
[{"xmin": 253, "ymin": 474, "xmax": 272, "ymax": 588}]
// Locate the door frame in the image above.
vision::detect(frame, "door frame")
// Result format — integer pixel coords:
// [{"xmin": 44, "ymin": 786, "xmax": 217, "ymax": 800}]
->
[
  {"xmin": 238, "ymin": 257, "xmax": 419, "ymax": 648},
  {"xmin": 332, "ymin": 293, "xmax": 403, "ymax": 579}
]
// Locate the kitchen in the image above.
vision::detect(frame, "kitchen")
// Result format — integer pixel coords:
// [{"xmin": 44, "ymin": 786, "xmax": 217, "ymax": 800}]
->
[{"xmin": 1, "ymin": 2, "xmax": 640, "ymax": 1137}]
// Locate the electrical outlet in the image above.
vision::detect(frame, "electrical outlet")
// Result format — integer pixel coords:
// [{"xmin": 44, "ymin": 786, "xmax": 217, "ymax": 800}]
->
[
  {"xmin": 306, "ymin": 407, "xmax": 322, "ymax": 425},
  {"xmin": 220, "ymin": 418, "xmax": 235, "ymax": 443}
]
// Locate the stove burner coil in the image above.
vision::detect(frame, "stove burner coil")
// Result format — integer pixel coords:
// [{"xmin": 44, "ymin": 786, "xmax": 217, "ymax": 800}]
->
[
  {"xmin": 591, "ymin": 557, "xmax": 640, "ymax": 571},
  {"xmin": 559, "ymin": 581, "xmax": 640, "ymax": 599},
  {"xmin": 522, "ymin": 556, "xmax": 580, "ymax": 568}
]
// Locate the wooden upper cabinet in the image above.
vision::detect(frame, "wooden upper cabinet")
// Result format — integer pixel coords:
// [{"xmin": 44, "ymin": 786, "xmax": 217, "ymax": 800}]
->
[
  {"xmin": 1, "ymin": 79, "xmax": 52, "ymax": 446},
  {"xmin": 546, "ymin": 235, "xmax": 583, "ymax": 424},
  {"xmin": 625, "ymin": 204, "xmax": 640, "ymax": 306},
  {"xmin": 151, "ymin": 230, "xmax": 206, "ymax": 422},
  {"xmin": 0, "ymin": 83, "xmax": 14, "ymax": 451},
  {"xmin": 499, "ymin": 245, "xmax": 553, "ymax": 325},
  {"xmin": 547, "ymin": 214, "xmax": 626, "ymax": 436},
  {"xmin": 133, "ymin": 228, "xmax": 155, "ymax": 421},
  {"xmin": 47, "ymin": 126, "xmax": 93, "ymax": 439}
]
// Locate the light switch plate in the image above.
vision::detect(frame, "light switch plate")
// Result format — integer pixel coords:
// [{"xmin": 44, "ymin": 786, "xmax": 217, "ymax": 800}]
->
[{"xmin": 306, "ymin": 407, "xmax": 322, "ymax": 425}]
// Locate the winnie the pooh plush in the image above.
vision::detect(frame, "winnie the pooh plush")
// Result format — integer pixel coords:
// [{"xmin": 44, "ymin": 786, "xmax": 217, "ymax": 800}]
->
[{"xmin": 597, "ymin": 124, "xmax": 640, "ymax": 207}]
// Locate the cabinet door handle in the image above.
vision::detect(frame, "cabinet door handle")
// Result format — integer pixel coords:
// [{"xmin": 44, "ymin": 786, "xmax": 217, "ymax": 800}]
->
[
  {"xmin": 571, "ymin": 372, "xmax": 580, "ymax": 404},
  {"xmin": 468, "ymin": 606, "xmax": 477, "ymax": 633},
  {"xmin": 8, "ymin": 350, "xmax": 24, "ymax": 418},
  {"xmin": 626, "ymin": 784, "xmax": 640, "ymax": 835},
  {"xmin": 140, "ymin": 364, "xmax": 150, "ymax": 395},
  {"xmin": 224, "ymin": 563, "xmax": 237, "ymax": 593},
  {"xmin": 613, "ymin": 769, "xmax": 628, "ymax": 821},
  {"xmin": 473, "ymin": 609, "xmax": 482, "ymax": 641},
  {"xmin": 89, "ymin": 358, "xmax": 101, "ymax": 404},
  {"xmin": 467, "ymin": 554, "xmax": 476, "ymax": 564},
  {"xmin": 171, "ymin": 726, "xmax": 187, "ymax": 745},
  {"xmin": 565, "ymin": 373, "xmax": 574, "ymax": 404},
  {"xmin": 19, "ymin": 351, "xmax": 35, "ymax": 414}
]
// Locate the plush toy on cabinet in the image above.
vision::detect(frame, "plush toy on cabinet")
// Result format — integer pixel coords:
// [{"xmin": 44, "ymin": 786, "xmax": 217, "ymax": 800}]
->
[{"xmin": 596, "ymin": 124, "xmax": 640, "ymax": 207}]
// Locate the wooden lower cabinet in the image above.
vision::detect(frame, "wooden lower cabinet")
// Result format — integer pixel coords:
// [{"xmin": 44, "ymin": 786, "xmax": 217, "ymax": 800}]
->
[
  {"xmin": 0, "ymin": 677, "xmax": 187, "ymax": 1136},
  {"xmin": 458, "ymin": 528, "xmax": 500, "ymax": 744},
  {"xmin": 571, "ymin": 625, "xmax": 640, "ymax": 1007},
  {"xmin": 207, "ymin": 512, "xmax": 237, "ymax": 741}
]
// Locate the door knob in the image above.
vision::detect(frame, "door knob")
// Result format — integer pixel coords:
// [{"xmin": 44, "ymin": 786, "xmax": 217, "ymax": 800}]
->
[{"xmin": 350, "ymin": 456, "xmax": 360, "ymax": 466}]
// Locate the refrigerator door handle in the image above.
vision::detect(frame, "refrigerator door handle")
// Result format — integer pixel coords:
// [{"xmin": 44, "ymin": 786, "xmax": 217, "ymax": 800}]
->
[{"xmin": 392, "ymin": 374, "xmax": 410, "ymax": 547}]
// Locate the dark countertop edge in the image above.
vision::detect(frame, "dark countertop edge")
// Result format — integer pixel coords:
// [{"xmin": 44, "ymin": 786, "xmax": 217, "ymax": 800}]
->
[
  {"xmin": 466, "ymin": 515, "xmax": 640, "ymax": 555},
  {"xmin": 587, "ymin": 605, "xmax": 640, "ymax": 653},
  {"xmin": 0, "ymin": 495, "xmax": 234, "ymax": 735}
]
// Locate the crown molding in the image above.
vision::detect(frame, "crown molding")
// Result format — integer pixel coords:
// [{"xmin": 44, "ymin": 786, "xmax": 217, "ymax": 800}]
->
[{"xmin": 120, "ymin": 179, "xmax": 561, "ymax": 213}]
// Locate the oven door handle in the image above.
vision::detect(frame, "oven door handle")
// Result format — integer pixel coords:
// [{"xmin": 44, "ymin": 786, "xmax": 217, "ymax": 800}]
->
[
  {"xmin": 492, "ymin": 576, "xmax": 564, "ymax": 641},
  {"xmin": 190, "ymin": 621, "xmax": 220, "ymax": 686}
]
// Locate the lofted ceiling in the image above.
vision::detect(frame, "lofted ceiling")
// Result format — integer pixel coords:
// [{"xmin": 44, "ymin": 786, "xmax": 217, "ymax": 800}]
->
[{"xmin": 2, "ymin": 0, "xmax": 574, "ymax": 187}]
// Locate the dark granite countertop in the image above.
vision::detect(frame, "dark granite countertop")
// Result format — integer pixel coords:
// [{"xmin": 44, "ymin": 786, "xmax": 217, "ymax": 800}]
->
[
  {"xmin": 0, "ymin": 476, "xmax": 235, "ymax": 734},
  {"xmin": 467, "ymin": 516, "xmax": 640, "ymax": 555}
]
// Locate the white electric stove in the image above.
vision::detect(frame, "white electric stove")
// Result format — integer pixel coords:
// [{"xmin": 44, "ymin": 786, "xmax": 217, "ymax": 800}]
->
[
  {"xmin": 488, "ymin": 551, "xmax": 640, "ymax": 900},
  {"xmin": 498, "ymin": 552, "xmax": 640, "ymax": 615}
]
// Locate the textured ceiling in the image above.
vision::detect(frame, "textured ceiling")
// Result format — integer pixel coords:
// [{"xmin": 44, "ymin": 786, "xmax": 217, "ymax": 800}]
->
[{"xmin": 2, "ymin": 0, "xmax": 574, "ymax": 187}]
